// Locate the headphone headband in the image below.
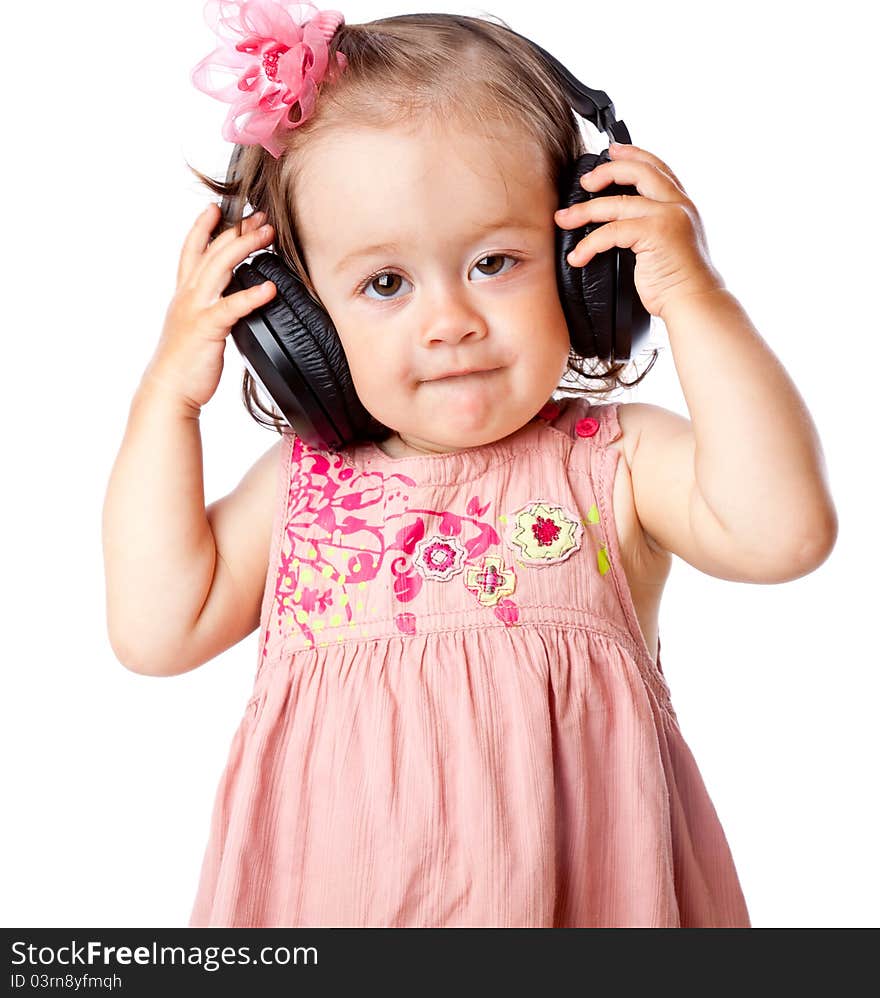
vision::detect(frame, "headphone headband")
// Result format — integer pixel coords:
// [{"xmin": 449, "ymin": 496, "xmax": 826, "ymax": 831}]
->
[{"xmin": 507, "ymin": 32, "xmax": 632, "ymax": 145}]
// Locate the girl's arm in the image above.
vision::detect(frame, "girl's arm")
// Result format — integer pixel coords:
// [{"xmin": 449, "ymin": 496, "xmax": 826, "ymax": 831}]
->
[
  {"xmin": 102, "ymin": 372, "xmax": 216, "ymax": 674},
  {"xmin": 560, "ymin": 143, "xmax": 837, "ymax": 582},
  {"xmin": 102, "ymin": 205, "xmax": 280, "ymax": 676},
  {"xmin": 101, "ymin": 369, "xmax": 279, "ymax": 676},
  {"xmin": 622, "ymin": 288, "xmax": 838, "ymax": 582}
]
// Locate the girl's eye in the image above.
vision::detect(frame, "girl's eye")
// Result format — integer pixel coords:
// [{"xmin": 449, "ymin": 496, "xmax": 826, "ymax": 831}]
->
[
  {"xmin": 358, "ymin": 254, "xmax": 519, "ymax": 301},
  {"xmin": 361, "ymin": 272, "xmax": 411, "ymax": 300}
]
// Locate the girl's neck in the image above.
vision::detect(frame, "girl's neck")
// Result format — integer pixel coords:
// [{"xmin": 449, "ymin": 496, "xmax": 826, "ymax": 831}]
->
[
  {"xmin": 377, "ymin": 417, "xmax": 542, "ymax": 459},
  {"xmin": 378, "ymin": 432, "xmax": 463, "ymax": 458}
]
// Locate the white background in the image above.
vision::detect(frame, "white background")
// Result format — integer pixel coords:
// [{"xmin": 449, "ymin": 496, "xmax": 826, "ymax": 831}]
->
[{"xmin": 2, "ymin": 0, "xmax": 877, "ymax": 928}]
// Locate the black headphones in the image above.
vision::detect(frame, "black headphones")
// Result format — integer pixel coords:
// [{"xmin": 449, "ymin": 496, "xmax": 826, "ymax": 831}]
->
[{"xmin": 212, "ymin": 23, "xmax": 650, "ymax": 452}]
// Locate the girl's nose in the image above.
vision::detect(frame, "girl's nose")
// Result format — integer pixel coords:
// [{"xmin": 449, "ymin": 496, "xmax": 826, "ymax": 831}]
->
[{"xmin": 419, "ymin": 285, "xmax": 489, "ymax": 346}]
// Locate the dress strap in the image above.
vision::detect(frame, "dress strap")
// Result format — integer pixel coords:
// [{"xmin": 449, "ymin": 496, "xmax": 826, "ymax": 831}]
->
[
  {"xmin": 539, "ymin": 394, "xmax": 621, "ymax": 449},
  {"xmin": 543, "ymin": 395, "xmax": 676, "ymax": 717}
]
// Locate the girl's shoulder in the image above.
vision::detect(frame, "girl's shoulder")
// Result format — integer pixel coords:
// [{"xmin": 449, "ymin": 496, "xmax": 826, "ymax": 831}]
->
[
  {"xmin": 604, "ymin": 400, "xmax": 767, "ymax": 578},
  {"xmin": 558, "ymin": 396, "xmax": 693, "ymax": 474}
]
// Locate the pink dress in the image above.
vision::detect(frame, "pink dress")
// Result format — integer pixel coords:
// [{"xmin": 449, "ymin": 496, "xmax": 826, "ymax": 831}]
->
[{"xmin": 188, "ymin": 397, "xmax": 750, "ymax": 927}]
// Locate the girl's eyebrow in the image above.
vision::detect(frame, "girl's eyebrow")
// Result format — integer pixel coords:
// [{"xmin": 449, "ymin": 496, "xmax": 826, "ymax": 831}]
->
[{"xmin": 332, "ymin": 216, "xmax": 546, "ymax": 275}]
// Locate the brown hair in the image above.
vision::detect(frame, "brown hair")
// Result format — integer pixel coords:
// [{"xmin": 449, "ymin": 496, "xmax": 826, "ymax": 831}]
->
[{"xmin": 186, "ymin": 9, "xmax": 658, "ymax": 438}]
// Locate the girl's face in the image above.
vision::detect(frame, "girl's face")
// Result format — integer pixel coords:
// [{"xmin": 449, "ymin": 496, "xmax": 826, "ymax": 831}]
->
[{"xmin": 295, "ymin": 118, "xmax": 572, "ymax": 456}]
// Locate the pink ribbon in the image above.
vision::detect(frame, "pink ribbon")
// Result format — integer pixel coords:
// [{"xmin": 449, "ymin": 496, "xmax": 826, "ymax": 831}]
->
[{"xmin": 191, "ymin": 0, "xmax": 348, "ymax": 158}]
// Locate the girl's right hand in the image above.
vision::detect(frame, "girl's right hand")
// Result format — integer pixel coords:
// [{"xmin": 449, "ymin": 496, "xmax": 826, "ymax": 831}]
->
[{"xmin": 143, "ymin": 203, "xmax": 277, "ymax": 414}]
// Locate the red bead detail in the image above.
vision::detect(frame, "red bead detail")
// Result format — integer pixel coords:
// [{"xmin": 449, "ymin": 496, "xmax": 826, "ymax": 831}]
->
[
  {"xmin": 575, "ymin": 417, "xmax": 599, "ymax": 438},
  {"xmin": 537, "ymin": 401, "xmax": 560, "ymax": 421},
  {"xmin": 531, "ymin": 516, "xmax": 560, "ymax": 546},
  {"xmin": 261, "ymin": 45, "xmax": 289, "ymax": 83}
]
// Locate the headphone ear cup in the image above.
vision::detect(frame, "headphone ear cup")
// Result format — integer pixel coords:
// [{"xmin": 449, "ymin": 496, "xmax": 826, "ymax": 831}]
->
[
  {"xmin": 226, "ymin": 252, "xmax": 381, "ymax": 450},
  {"xmin": 556, "ymin": 150, "xmax": 617, "ymax": 360}
]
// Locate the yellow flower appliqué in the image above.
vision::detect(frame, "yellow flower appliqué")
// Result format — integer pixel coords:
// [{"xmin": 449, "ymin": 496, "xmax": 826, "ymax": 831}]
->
[
  {"xmin": 463, "ymin": 555, "xmax": 517, "ymax": 607},
  {"xmin": 506, "ymin": 499, "xmax": 584, "ymax": 567}
]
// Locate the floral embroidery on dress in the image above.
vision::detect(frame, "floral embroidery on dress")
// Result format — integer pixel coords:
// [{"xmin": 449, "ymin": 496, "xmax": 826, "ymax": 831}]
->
[
  {"xmin": 268, "ymin": 438, "xmax": 411, "ymax": 653},
  {"xmin": 267, "ymin": 436, "xmax": 505, "ymax": 650},
  {"xmin": 505, "ymin": 499, "xmax": 584, "ymax": 567},
  {"xmin": 413, "ymin": 533, "xmax": 467, "ymax": 582},
  {"xmin": 394, "ymin": 612, "xmax": 417, "ymax": 636},
  {"xmin": 493, "ymin": 598, "xmax": 519, "ymax": 627},
  {"xmin": 463, "ymin": 555, "xmax": 516, "ymax": 607}
]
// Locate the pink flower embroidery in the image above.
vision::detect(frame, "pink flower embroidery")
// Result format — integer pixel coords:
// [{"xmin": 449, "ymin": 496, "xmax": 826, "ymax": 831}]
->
[
  {"xmin": 493, "ymin": 598, "xmax": 519, "ymax": 627},
  {"xmin": 495, "ymin": 599, "xmax": 519, "ymax": 627},
  {"xmin": 266, "ymin": 438, "xmax": 504, "ymax": 651},
  {"xmin": 269, "ymin": 438, "xmax": 413, "ymax": 652},
  {"xmin": 463, "ymin": 555, "xmax": 517, "ymax": 607},
  {"xmin": 394, "ymin": 613, "xmax": 417, "ymax": 636},
  {"xmin": 414, "ymin": 533, "xmax": 467, "ymax": 582},
  {"xmin": 506, "ymin": 499, "xmax": 584, "ymax": 567},
  {"xmin": 299, "ymin": 585, "xmax": 333, "ymax": 613}
]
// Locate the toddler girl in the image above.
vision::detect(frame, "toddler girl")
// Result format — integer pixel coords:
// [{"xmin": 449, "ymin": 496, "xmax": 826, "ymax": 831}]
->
[{"xmin": 102, "ymin": 3, "xmax": 837, "ymax": 927}]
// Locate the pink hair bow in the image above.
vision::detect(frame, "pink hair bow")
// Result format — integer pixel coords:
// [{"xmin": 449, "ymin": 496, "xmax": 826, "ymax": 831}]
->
[{"xmin": 191, "ymin": 0, "xmax": 348, "ymax": 158}]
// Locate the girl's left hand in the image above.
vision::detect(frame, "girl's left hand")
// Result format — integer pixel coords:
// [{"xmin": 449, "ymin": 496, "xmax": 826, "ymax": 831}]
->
[{"xmin": 554, "ymin": 142, "xmax": 726, "ymax": 321}]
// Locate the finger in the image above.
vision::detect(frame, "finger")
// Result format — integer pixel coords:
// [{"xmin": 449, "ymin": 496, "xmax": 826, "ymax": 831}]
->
[
  {"xmin": 565, "ymin": 217, "xmax": 642, "ymax": 267},
  {"xmin": 555, "ymin": 193, "xmax": 661, "ymax": 229},
  {"xmin": 177, "ymin": 203, "xmax": 220, "ymax": 287},
  {"xmin": 203, "ymin": 208, "xmax": 268, "ymax": 258},
  {"xmin": 609, "ymin": 142, "xmax": 687, "ymax": 193},
  {"xmin": 199, "ymin": 222, "xmax": 275, "ymax": 302},
  {"xmin": 214, "ymin": 278, "xmax": 277, "ymax": 327},
  {"xmin": 580, "ymin": 159, "xmax": 685, "ymax": 203},
  {"xmin": 178, "ymin": 206, "xmax": 266, "ymax": 287}
]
